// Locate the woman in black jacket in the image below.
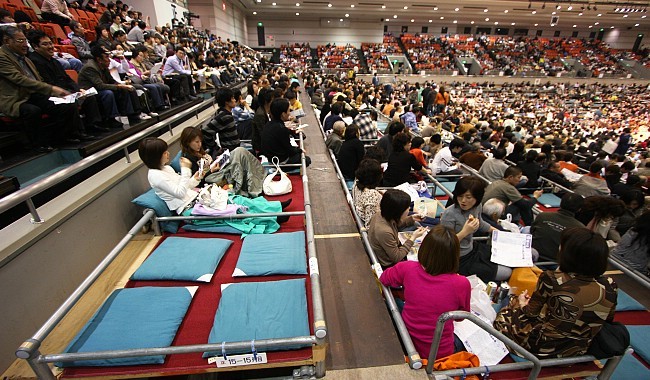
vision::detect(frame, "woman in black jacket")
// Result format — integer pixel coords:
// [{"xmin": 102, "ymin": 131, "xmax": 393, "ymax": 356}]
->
[
  {"xmin": 382, "ymin": 132, "xmax": 422, "ymax": 186},
  {"xmin": 337, "ymin": 124, "xmax": 365, "ymax": 180},
  {"xmin": 261, "ymin": 98, "xmax": 311, "ymax": 167}
]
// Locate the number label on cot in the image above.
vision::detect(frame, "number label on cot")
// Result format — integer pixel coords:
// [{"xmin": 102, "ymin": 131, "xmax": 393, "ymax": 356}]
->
[{"xmin": 208, "ymin": 352, "xmax": 268, "ymax": 367}]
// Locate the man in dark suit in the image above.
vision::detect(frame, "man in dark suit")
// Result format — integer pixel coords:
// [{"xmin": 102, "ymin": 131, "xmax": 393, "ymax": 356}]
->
[
  {"xmin": 78, "ymin": 45, "xmax": 143, "ymax": 125},
  {"xmin": 0, "ymin": 26, "xmax": 87, "ymax": 152},
  {"xmin": 27, "ymin": 29, "xmax": 110, "ymax": 133}
]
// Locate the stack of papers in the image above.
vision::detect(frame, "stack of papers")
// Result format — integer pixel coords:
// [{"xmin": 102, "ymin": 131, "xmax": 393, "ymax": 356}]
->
[{"xmin": 49, "ymin": 87, "xmax": 98, "ymax": 104}]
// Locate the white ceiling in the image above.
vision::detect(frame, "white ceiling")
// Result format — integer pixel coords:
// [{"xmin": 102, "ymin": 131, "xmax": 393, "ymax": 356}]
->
[{"xmin": 231, "ymin": 0, "xmax": 650, "ymax": 31}]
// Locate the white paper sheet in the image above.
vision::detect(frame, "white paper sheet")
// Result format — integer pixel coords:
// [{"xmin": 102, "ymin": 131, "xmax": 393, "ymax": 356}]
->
[
  {"xmin": 454, "ymin": 312, "xmax": 509, "ymax": 366},
  {"xmin": 490, "ymin": 231, "xmax": 533, "ymax": 267}
]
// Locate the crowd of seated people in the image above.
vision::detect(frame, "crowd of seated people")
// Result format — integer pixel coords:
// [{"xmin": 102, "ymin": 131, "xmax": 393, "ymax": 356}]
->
[
  {"xmin": 306, "ymin": 71, "xmax": 648, "ymax": 364},
  {"xmin": 0, "ymin": 0, "xmax": 262, "ymax": 154},
  {"xmin": 400, "ymin": 33, "xmax": 456, "ymax": 72},
  {"xmin": 317, "ymin": 43, "xmax": 359, "ymax": 70},
  {"xmin": 280, "ymin": 43, "xmax": 311, "ymax": 70},
  {"xmin": 361, "ymin": 35, "xmax": 401, "ymax": 73}
]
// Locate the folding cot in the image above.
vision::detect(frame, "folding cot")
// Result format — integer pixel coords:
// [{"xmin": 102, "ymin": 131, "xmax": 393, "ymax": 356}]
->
[{"xmin": 13, "ymin": 138, "xmax": 328, "ymax": 379}]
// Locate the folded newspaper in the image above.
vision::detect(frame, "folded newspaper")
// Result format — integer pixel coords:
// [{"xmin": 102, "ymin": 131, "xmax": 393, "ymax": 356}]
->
[{"xmin": 49, "ymin": 87, "xmax": 98, "ymax": 104}]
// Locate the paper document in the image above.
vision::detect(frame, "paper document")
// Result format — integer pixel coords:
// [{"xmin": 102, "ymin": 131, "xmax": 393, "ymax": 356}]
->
[
  {"xmin": 454, "ymin": 312, "xmax": 509, "ymax": 366},
  {"xmin": 290, "ymin": 108, "xmax": 306, "ymax": 119},
  {"xmin": 398, "ymin": 232, "xmax": 422, "ymax": 261},
  {"xmin": 48, "ymin": 87, "xmax": 98, "ymax": 104},
  {"xmin": 490, "ymin": 231, "xmax": 533, "ymax": 267},
  {"xmin": 211, "ymin": 149, "xmax": 230, "ymax": 171},
  {"xmin": 561, "ymin": 168, "xmax": 583, "ymax": 183}
]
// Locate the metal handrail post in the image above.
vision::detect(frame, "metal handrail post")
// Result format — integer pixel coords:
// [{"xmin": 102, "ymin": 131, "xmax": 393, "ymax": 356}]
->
[
  {"xmin": 597, "ymin": 348, "xmax": 633, "ymax": 380},
  {"xmin": 426, "ymin": 311, "xmax": 542, "ymax": 380},
  {"xmin": 26, "ymin": 198, "xmax": 43, "ymax": 224},
  {"xmin": 16, "ymin": 210, "xmax": 155, "ymax": 360},
  {"xmin": 25, "ymin": 348, "xmax": 56, "ymax": 380}
]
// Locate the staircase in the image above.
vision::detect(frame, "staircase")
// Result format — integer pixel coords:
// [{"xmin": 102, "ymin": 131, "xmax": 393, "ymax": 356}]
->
[
  {"xmin": 620, "ymin": 59, "xmax": 650, "ymax": 79},
  {"xmin": 395, "ymin": 37, "xmax": 418, "ymax": 74},
  {"xmin": 357, "ymin": 48, "xmax": 369, "ymax": 73}
]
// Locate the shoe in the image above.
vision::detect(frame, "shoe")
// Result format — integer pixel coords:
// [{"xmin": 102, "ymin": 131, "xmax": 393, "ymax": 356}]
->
[
  {"xmin": 280, "ymin": 198, "xmax": 292, "ymax": 210},
  {"xmin": 89, "ymin": 125, "xmax": 111, "ymax": 133},
  {"xmin": 277, "ymin": 215, "xmax": 290, "ymax": 224},
  {"xmin": 35, "ymin": 145, "xmax": 54, "ymax": 153},
  {"xmin": 75, "ymin": 133, "xmax": 97, "ymax": 141},
  {"xmin": 148, "ymin": 112, "xmax": 159, "ymax": 117},
  {"xmin": 139, "ymin": 113, "xmax": 152, "ymax": 120}
]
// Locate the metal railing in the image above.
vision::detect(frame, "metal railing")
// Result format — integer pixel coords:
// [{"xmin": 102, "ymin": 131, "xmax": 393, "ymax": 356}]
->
[
  {"xmin": 425, "ymin": 311, "xmax": 630, "ymax": 380},
  {"xmin": 0, "ymin": 99, "xmax": 215, "ymax": 224}
]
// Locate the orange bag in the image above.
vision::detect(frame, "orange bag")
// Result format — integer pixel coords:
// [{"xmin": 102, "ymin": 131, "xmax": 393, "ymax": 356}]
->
[
  {"xmin": 508, "ymin": 266, "xmax": 543, "ymax": 296},
  {"xmin": 433, "ymin": 351, "xmax": 480, "ymax": 380}
]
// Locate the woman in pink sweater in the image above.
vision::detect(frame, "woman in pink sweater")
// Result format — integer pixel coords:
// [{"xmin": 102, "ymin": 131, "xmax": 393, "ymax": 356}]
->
[{"xmin": 380, "ymin": 225, "xmax": 471, "ymax": 359}]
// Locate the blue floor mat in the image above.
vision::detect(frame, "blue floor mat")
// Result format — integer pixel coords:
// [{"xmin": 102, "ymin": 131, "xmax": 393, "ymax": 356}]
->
[
  {"xmin": 606, "ymin": 353, "xmax": 650, "ymax": 380},
  {"xmin": 627, "ymin": 326, "xmax": 650, "ymax": 364},
  {"xmin": 616, "ymin": 290, "xmax": 647, "ymax": 311}
]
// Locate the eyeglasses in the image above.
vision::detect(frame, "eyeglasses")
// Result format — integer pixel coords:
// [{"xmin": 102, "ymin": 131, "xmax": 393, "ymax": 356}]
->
[{"xmin": 13, "ymin": 38, "xmax": 27, "ymax": 44}]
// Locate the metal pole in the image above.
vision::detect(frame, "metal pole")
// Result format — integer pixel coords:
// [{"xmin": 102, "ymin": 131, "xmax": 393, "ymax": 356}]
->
[
  {"xmin": 123, "ymin": 147, "xmax": 131, "ymax": 163},
  {"xmin": 156, "ymin": 211, "xmax": 305, "ymax": 221},
  {"xmin": 597, "ymin": 348, "xmax": 633, "ymax": 380},
  {"xmin": 16, "ymin": 210, "xmax": 155, "ymax": 361},
  {"xmin": 25, "ymin": 350, "xmax": 56, "ymax": 380},
  {"xmin": 26, "ymin": 198, "xmax": 44, "ymax": 224},
  {"xmin": 608, "ymin": 256, "xmax": 650, "ymax": 290}
]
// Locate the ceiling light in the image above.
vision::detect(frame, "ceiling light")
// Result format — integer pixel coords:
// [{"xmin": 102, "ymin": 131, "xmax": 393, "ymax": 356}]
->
[
  {"xmin": 295, "ymin": 2, "xmax": 300, "ymax": 6},
  {"xmin": 588, "ymin": 25, "xmax": 592, "ymax": 28},
  {"xmin": 568, "ymin": 5, "xmax": 573, "ymax": 11},
  {"xmin": 381, "ymin": 5, "xmax": 385, "ymax": 9},
  {"xmin": 485, "ymin": 17, "xmax": 489, "ymax": 21},
  {"xmin": 594, "ymin": 22, "xmax": 599, "ymax": 25},
  {"xmin": 328, "ymin": 3, "xmax": 332, "ymax": 7},
  {"xmin": 610, "ymin": 26, "xmax": 614, "ymax": 28},
  {"xmin": 534, "ymin": 23, "xmax": 538, "ymax": 26},
  {"xmin": 440, "ymin": 16, "xmax": 444, "ymax": 19},
  {"xmin": 351, "ymin": 4, "xmax": 355, "ymax": 7},
  {"xmin": 504, "ymin": 10, "xmax": 508, "ymax": 13},
  {"xmin": 256, "ymin": 0, "xmax": 261, "ymax": 2},
  {"xmin": 410, "ymin": 19, "xmax": 414, "ymax": 22},
  {"xmin": 403, "ymin": 6, "xmax": 408, "ymax": 10},
  {"xmin": 597, "ymin": 13, "xmax": 602, "ymax": 17},
  {"xmin": 578, "ymin": 12, "xmax": 582, "ymax": 16},
  {"xmin": 532, "ymin": 10, "xmax": 536, "ymax": 14},
  {"xmin": 643, "ymin": 15, "xmax": 648, "ymax": 19},
  {"xmin": 345, "ymin": 13, "xmax": 349, "ymax": 17},
  {"xmin": 253, "ymin": 11, "xmax": 257, "ymax": 14},
  {"xmin": 471, "ymin": 21, "xmax": 475, "ymax": 24},
  {"xmin": 433, "ymin": 6, "xmax": 438, "ymax": 11},
  {"xmin": 428, "ymin": 19, "xmax": 432, "ymax": 22},
  {"xmin": 635, "ymin": 23, "xmax": 639, "ymax": 26},
  {"xmin": 328, "ymin": 20, "xmax": 330, "ymax": 23},
  {"xmin": 454, "ymin": 8, "xmax": 459, "ymax": 11},
  {"xmin": 511, "ymin": 22, "xmax": 515, "ymax": 25},
  {"xmin": 393, "ymin": 15, "xmax": 397, "ymax": 18},
  {"xmin": 296, "ymin": 12, "xmax": 300, "ymax": 15},
  {"xmin": 272, "ymin": 2, "xmax": 276, "ymax": 5},
  {"xmin": 494, "ymin": 21, "xmax": 498, "ymax": 25},
  {"xmin": 552, "ymin": 11, "xmax": 556, "ymax": 15},
  {"xmin": 556, "ymin": 5, "xmax": 561, "ymax": 10},
  {"xmin": 484, "ymin": 9, "xmax": 488, "ymax": 12},
  {"xmin": 339, "ymin": 18, "xmax": 343, "ymax": 21},
  {"xmin": 453, "ymin": 20, "xmax": 457, "ymax": 23},
  {"xmin": 624, "ymin": 14, "xmax": 628, "ymax": 18},
  {"xmin": 573, "ymin": 24, "xmax": 577, "ymax": 27}
]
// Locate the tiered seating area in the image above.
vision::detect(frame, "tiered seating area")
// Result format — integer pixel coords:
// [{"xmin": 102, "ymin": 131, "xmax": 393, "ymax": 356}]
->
[
  {"xmin": 317, "ymin": 44, "xmax": 359, "ymax": 69},
  {"xmin": 279, "ymin": 43, "xmax": 311, "ymax": 69},
  {"xmin": 361, "ymin": 35, "xmax": 401, "ymax": 72},
  {"xmin": 400, "ymin": 34, "xmax": 456, "ymax": 72}
]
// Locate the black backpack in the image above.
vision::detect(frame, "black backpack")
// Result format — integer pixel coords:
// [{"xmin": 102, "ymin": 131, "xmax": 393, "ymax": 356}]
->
[{"xmin": 586, "ymin": 321, "xmax": 630, "ymax": 359}]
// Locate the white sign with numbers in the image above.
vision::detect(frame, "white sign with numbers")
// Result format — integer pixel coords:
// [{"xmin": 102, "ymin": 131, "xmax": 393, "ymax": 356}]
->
[{"xmin": 207, "ymin": 353, "xmax": 268, "ymax": 367}]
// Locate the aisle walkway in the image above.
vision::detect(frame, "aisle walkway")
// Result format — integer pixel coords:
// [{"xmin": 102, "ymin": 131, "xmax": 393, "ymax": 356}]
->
[{"xmin": 298, "ymin": 90, "xmax": 407, "ymax": 371}]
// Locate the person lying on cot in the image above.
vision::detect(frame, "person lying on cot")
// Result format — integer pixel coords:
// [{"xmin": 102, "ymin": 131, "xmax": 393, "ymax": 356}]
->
[
  {"xmin": 137, "ymin": 137, "xmax": 291, "ymax": 222},
  {"xmin": 380, "ymin": 225, "xmax": 471, "ymax": 360}
]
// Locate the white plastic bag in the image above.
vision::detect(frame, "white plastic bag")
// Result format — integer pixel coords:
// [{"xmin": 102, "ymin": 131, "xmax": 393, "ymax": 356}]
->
[
  {"xmin": 466, "ymin": 275, "xmax": 497, "ymax": 323},
  {"xmin": 198, "ymin": 184, "xmax": 229, "ymax": 210},
  {"xmin": 498, "ymin": 214, "xmax": 521, "ymax": 234}
]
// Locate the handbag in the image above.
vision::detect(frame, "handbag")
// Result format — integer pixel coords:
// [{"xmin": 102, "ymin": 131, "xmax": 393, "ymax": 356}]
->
[{"xmin": 263, "ymin": 157, "xmax": 292, "ymax": 196}]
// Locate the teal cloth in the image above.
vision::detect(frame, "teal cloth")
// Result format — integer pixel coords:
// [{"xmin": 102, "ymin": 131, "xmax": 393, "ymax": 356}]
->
[
  {"xmin": 132, "ymin": 189, "xmax": 179, "ymax": 233},
  {"xmin": 203, "ymin": 279, "xmax": 310, "ymax": 357},
  {"xmin": 187, "ymin": 194, "xmax": 281, "ymax": 235},
  {"xmin": 57, "ymin": 287, "xmax": 194, "ymax": 367},
  {"xmin": 234, "ymin": 231, "xmax": 307, "ymax": 276},
  {"xmin": 131, "ymin": 237, "xmax": 232, "ymax": 282}
]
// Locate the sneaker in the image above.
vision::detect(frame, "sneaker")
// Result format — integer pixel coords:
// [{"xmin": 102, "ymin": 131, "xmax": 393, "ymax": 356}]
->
[
  {"xmin": 148, "ymin": 112, "xmax": 159, "ymax": 117},
  {"xmin": 139, "ymin": 113, "xmax": 152, "ymax": 120}
]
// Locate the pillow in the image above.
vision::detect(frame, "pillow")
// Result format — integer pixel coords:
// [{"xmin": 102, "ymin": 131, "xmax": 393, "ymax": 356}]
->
[
  {"xmin": 131, "ymin": 237, "xmax": 232, "ymax": 282},
  {"xmin": 232, "ymin": 231, "xmax": 307, "ymax": 276},
  {"xmin": 203, "ymin": 279, "xmax": 310, "ymax": 357},
  {"xmin": 627, "ymin": 325, "xmax": 650, "ymax": 364},
  {"xmin": 616, "ymin": 290, "xmax": 647, "ymax": 312},
  {"xmin": 132, "ymin": 189, "xmax": 179, "ymax": 233},
  {"xmin": 169, "ymin": 151, "xmax": 182, "ymax": 173},
  {"xmin": 58, "ymin": 286, "xmax": 196, "ymax": 367},
  {"xmin": 536, "ymin": 193, "xmax": 562, "ymax": 208}
]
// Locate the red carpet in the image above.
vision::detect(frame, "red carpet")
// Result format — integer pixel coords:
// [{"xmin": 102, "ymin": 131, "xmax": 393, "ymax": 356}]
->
[{"xmin": 62, "ymin": 174, "xmax": 314, "ymax": 378}]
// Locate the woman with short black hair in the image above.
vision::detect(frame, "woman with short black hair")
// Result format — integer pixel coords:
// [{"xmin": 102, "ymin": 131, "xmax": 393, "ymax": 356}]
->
[
  {"xmin": 382, "ymin": 132, "xmax": 422, "ymax": 186},
  {"xmin": 494, "ymin": 227, "xmax": 617, "ymax": 358},
  {"xmin": 261, "ymin": 98, "xmax": 311, "ymax": 166},
  {"xmin": 368, "ymin": 189, "xmax": 428, "ymax": 268},
  {"xmin": 353, "ymin": 158, "xmax": 383, "ymax": 228}
]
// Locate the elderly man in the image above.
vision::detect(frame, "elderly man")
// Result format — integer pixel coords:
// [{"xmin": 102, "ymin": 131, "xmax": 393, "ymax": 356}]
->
[
  {"xmin": 325, "ymin": 120, "xmax": 346, "ymax": 156},
  {"xmin": 162, "ymin": 46, "xmax": 196, "ymax": 103},
  {"xmin": 68, "ymin": 21, "xmax": 93, "ymax": 62},
  {"xmin": 0, "ymin": 26, "xmax": 87, "ymax": 152}
]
